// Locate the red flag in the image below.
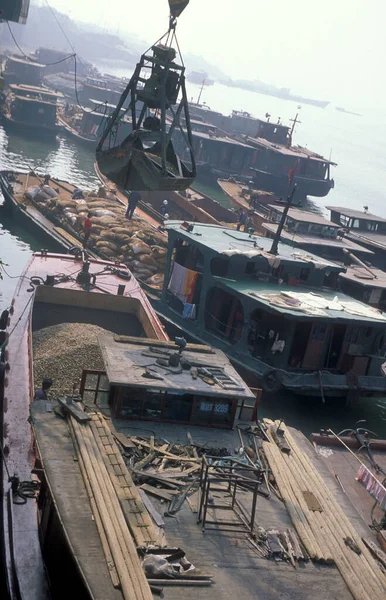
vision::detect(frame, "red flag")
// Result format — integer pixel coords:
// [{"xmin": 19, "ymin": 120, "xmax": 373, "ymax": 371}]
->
[{"xmin": 288, "ymin": 159, "xmax": 299, "ymax": 184}]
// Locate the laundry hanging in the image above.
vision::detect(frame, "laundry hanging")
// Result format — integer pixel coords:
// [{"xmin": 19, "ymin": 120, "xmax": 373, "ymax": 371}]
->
[
  {"xmin": 168, "ymin": 261, "xmax": 199, "ymax": 302},
  {"xmin": 356, "ymin": 464, "xmax": 386, "ymax": 510}
]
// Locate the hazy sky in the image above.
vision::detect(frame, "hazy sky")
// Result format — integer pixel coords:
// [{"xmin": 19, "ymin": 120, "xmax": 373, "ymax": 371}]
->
[{"xmin": 37, "ymin": 0, "xmax": 385, "ymax": 110}]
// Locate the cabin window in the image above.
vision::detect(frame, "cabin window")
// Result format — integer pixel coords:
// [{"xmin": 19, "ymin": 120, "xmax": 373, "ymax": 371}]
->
[
  {"xmin": 245, "ymin": 261, "xmax": 257, "ymax": 275},
  {"xmin": 300, "ymin": 268, "xmax": 310, "ymax": 282},
  {"xmin": 352, "ymin": 219, "xmax": 360, "ymax": 229},
  {"xmin": 366, "ymin": 222, "xmax": 379, "ymax": 232},
  {"xmin": 323, "ymin": 271, "xmax": 338, "ymax": 289},
  {"xmin": 325, "ymin": 325, "xmax": 346, "ymax": 369},
  {"xmin": 339, "ymin": 215, "xmax": 350, "ymax": 227},
  {"xmin": 205, "ymin": 287, "xmax": 244, "ymax": 343},
  {"xmin": 288, "ymin": 322, "xmax": 313, "ymax": 368},
  {"xmin": 80, "ymin": 370, "xmax": 110, "ymax": 406},
  {"xmin": 174, "ymin": 240, "xmax": 204, "ymax": 272},
  {"xmin": 211, "ymin": 256, "xmax": 230, "ymax": 277},
  {"xmin": 113, "ymin": 387, "xmax": 236, "ymax": 428}
]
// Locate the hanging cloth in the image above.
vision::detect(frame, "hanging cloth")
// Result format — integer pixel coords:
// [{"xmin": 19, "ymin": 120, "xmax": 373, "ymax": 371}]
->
[
  {"xmin": 182, "ymin": 303, "xmax": 196, "ymax": 320},
  {"xmin": 356, "ymin": 464, "xmax": 386, "ymax": 510},
  {"xmin": 183, "ymin": 269, "xmax": 199, "ymax": 302},
  {"xmin": 168, "ymin": 261, "xmax": 188, "ymax": 300}
]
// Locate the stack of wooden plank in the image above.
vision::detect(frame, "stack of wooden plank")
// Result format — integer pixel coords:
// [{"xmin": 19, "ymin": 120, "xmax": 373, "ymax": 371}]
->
[
  {"xmin": 69, "ymin": 413, "xmax": 155, "ymax": 600},
  {"xmin": 262, "ymin": 419, "xmax": 386, "ymax": 600}
]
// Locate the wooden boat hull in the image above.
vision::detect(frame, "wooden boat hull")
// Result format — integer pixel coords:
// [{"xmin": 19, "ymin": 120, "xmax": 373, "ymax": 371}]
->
[
  {"xmin": 0, "ymin": 253, "xmax": 167, "ymax": 599},
  {"xmin": 1, "ymin": 112, "xmax": 62, "ymax": 138},
  {"xmin": 252, "ymin": 167, "xmax": 334, "ymax": 200},
  {"xmin": 0, "ymin": 172, "xmax": 67, "ymax": 252},
  {"xmin": 58, "ymin": 115, "xmax": 99, "ymax": 149}
]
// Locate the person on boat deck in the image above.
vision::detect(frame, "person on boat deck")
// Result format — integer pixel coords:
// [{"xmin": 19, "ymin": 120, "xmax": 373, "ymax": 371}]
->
[
  {"xmin": 244, "ymin": 214, "xmax": 253, "ymax": 232},
  {"xmin": 83, "ymin": 212, "xmax": 93, "ymax": 247},
  {"xmin": 237, "ymin": 209, "xmax": 246, "ymax": 231},
  {"xmin": 43, "ymin": 174, "xmax": 50, "ymax": 185},
  {"xmin": 72, "ymin": 187, "xmax": 84, "ymax": 200},
  {"xmin": 126, "ymin": 191, "xmax": 141, "ymax": 219},
  {"xmin": 34, "ymin": 378, "xmax": 53, "ymax": 401},
  {"xmin": 160, "ymin": 199, "xmax": 169, "ymax": 217}
]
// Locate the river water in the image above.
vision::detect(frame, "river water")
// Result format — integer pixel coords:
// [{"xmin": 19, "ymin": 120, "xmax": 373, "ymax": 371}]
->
[{"xmin": 1, "ymin": 88, "xmax": 386, "ymax": 438}]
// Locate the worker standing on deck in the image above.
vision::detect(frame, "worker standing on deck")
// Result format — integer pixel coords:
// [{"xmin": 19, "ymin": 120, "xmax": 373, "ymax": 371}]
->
[
  {"xmin": 125, "ymin": 191, "xmax": 141, "ymax": 219},
  {"xmin": 237, "ymin": 209, "xmax": 246, "ymax": 231},
  {"xmin": 33, "ymin": 378, "xmax": 53, "ymax": 401},
  {"xmin": 83, "ymin": 212, "xmax": 93, "ymax": 247},
  {"xmin": 160, "ymin": 199, "xmax": 169, "ymax": 218}
]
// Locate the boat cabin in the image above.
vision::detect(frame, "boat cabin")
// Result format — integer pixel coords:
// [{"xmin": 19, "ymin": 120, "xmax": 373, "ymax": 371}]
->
[
  {"xmin": 8, "ymin": 83, "xmax": 62, "ymax": 103},
  {"xmin": 79, "ymin": 103, "xmax": 132, "ymax": 142},
  {"xmin": 173, "ymin": 128, "xmax": 258, "ymax": 178},
  {"xmin": 248, "ymin": 137, "xmax": 336, "ymax": 199},
  {"xmin": 230, "ymin": 111, "xmax": 290, "ymax": 144},
  {"xmin": 262, "ymin": 205, "xmax": 374, "ymax": 261},
  {"xmin": 339, "ymin": 266, "xmax": 386, "ymax": 311},
  {"xmin": 328, "ymin": 206, "xmax": 386, "ymax": 268},
  {"xmin": 4, "ymin": 55, "xmax": 44, "ymax": 87},
  {"xmin": 10, "ymin": 94, "xmax": 58, "ymax": 128},
  {"xmin": 36, "ymin": 47, "xmax": 73, "ymax": 75},
  {"xmin": 83, "ymin": 335, "xmax": 257, "ymax": 429},
  {"xmin": 158, "ymin": 222, "xmax": 386, "ymax": 397},
  {"xmin": 80, "ymin": 77, "xmax": 124, "ymax": 107}
]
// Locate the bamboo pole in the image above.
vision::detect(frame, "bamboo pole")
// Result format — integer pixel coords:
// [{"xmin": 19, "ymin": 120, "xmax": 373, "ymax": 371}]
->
[
  {"xmin": 81, "ymin": 421, "xmax": 153, "ymax": 600},
  {"xmin": 263, "ymin": 442, "xmax": 325, "ymax": 561},
  {"xmin": 280, "ymin": 422, "xmax": 386, "ymax": 600},
  {"xmin": 72, "ymin": 419, "xmax": 153, "ymax": 600},
  {"xmin": 68, "ymin": 419, "xmax": 120, "ymax": 589},
  {"xmin": 279, "ymin": 446, "xmax": 373, "ymax": 600}
]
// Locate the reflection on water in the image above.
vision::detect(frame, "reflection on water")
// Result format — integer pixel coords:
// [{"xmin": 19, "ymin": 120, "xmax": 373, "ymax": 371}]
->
[{"xmin": 1, "ymin": 123, "xmax": 386, "ymax": 438}]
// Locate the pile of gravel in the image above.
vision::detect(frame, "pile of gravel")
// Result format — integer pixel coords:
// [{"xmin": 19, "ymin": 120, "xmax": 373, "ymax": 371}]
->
[{"xmin": 33, "ymin": 322, "xmax": 109, "ymax": 398}]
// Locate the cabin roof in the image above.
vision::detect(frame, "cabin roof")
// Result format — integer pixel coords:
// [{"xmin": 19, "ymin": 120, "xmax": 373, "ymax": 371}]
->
[
  {"xmin": 7, "ymin": 55, "xmax": 45, "ymax": 68},
  {"xmin": 339, "ymin": 265, "xmax": 386, "ymax": 289},
  {"xmin": 89, "ymin": 98, "xmax": 121, "ymax": 109},
  {"xmin": 166, "ymin": 221, "xmax": 340, "ymax": 268},
  {"xmin": 14, "ymin": 95, "xmax": 57, "ymax": 106},
  {"xmin": 262, "ymin": 223, "xmax": 374, "ymax": 254},
  {"xmin": 219, "ymin": 280, "xmax": 386, "ymax": 323},
  {"xmin": 246, "ymin": 136, "xmax": 336, "ymax": 164},
  {"xmin": 191, "ymin": 130, "xmax": 254, "ymax": 148},
  {"xmin": 327, "ymin": 206, "xmax": 386, "ymax": 223},
  {"xmin": 98, "ymin": 334, "xmax": 254, "ymax": 399},
  {"xmin": 9, "ymin": 84, "xmax": 63, "ymax": 98},
  {"xmin": 267, "ymin": 205, "xmax": 339, "ymax": 226},
  {"xmin": 346, "ymin": 231, "xmax": 386, "ymax": 250}
]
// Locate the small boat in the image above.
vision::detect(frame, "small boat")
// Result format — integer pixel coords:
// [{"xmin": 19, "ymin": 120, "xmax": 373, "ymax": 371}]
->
[
  {"xmin": 0, "ymin": 251, "xmax": 168, "ymax": 599},
  {"xmin": 58, "ymin": 101, "xmax": 133, "ymax": 150},
  {"xmin": 1, "ymin": 83, "xmax": 63, "ymax": 138}
]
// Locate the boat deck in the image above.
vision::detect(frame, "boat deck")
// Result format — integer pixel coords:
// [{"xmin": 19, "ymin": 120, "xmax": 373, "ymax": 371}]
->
[
  {"xmin": 31, "ymin": 401, "xmax": 124, "ymax": 600},
  {"xmin": 312, "ymin": 436, "xmax": 386, "ymax": 533},
  {"xmin": 110, "ymin": 419, "xmax": 355, "ymax": 600}
]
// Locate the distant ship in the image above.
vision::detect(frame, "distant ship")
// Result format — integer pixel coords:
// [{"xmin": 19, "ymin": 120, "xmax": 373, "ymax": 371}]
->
[
  {"xmin": 336, "ymin": 106, "xmax": 362, "ymax": 117},
  {"xmin": 187, "ymin": 71, "xmax": 215, "ymax": 86}
]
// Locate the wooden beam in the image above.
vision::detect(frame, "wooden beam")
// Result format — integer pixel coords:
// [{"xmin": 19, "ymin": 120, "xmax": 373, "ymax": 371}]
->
[
  {"xmin": 113, "ymin": 335, "xmax": 215, "ymax": 354},
  {"xmin": 140, "ymin": 484, "xmax": 174, "ymax": 502},
  {"xmin": 130, "ymin": 438, "xmax": 199, "ymax": 462},
  {"xmin": 138, "ymin": 489, "xmax": 165, "ymax": 528},
  {"xmin": 58, "ymin": 398, "xmax": 91, "ymax": 423}
]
